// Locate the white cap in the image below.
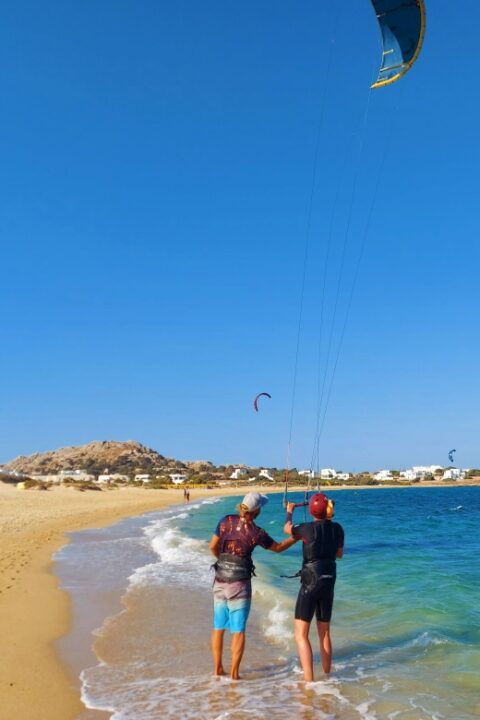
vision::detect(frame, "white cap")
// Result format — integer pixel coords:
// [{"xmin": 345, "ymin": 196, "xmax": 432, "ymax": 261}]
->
[{"xmin": 241, "ymin": 492, "xmax": 269, "ymax": 512}]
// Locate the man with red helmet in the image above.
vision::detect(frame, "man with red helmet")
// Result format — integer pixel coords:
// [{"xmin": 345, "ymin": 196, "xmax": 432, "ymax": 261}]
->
[{"xmin": 284, "ymin": 493, "xmax": 344, "ymax": 681}]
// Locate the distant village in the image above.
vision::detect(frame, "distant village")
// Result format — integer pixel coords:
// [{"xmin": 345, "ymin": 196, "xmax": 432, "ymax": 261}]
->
[
  {"xmin": 216, "ymin": 464, "xmax": 473, "ymax": 485},
  {"xmin": 4, "ymin": 439, "xmax": 478, "ymax": 490},
  {"xmin": 0, "ymin": 462, "xmax": 476, "ymax": 489}
]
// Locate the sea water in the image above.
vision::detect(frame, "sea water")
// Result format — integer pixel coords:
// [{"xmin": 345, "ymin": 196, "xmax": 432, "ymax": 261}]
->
[{"xmin": 55, "ymin": 487, "xmax": 480, "ymax": 720}]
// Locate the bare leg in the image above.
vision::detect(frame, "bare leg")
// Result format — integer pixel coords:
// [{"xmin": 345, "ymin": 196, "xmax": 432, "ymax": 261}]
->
[
  {"xmin": 317, "ymin": 621, "xmax": 332, "ymax": 674},
  {"xmin": 211, "ymin": 629, "xmax": 225, "ymax": 675},
  {"xmin": 294, "ymin": 619, "xmax": 314, "ymax": 681},
  {"xmin": 230, "ymin": 632, "xmax": 246, "ymax": 680}
]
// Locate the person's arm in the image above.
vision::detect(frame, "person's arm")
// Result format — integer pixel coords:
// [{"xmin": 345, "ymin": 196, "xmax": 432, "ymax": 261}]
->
[
  {"xmin": 256, "ymin": 525, "xmax": 298, "ymax": 554},
  {"xmin": 283, "ymin": 501, "xmax": 297, "ymax": 536},
  {"xmin": 268, "ymin": 536, "xmax": 298, "ymax": 553},
  {"xmin": 209, "ymin": 534, "xmax": 220, "ymax": 558},
  {"xmin": 336, "ymin": 547, "xmax": 344, "ymax": 559}
]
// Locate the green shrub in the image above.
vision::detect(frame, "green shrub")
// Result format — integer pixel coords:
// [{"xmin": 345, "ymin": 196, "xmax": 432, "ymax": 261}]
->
[
  {"xmin": 144, "ymin": 480, "xmax": 171, "ymax": 489},
  {"xmin": 23, "ymin": 478, "xmax": 49, "ymax": 490},
  {"xmin": 64, "ymin": 479, "xmax": 102, "ymax": 491}
]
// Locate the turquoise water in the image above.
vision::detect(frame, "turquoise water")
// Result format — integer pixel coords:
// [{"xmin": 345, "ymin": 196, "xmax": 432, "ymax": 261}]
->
[
  {"xmin": 57, "ymin": 487, "xmax": 480, "ymax": 720},
  {"xmin": 165, "ymin": 486, "xmax": 480, "ymax": 719}
]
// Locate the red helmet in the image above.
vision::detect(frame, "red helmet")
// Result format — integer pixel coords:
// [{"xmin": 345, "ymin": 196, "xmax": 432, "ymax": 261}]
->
[{"xmin": 309, "ymin": 493, "xmax": 329, "ymax": 519}]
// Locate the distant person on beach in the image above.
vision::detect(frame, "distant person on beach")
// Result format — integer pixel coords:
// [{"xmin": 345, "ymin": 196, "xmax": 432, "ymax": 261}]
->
[
  {"xmin": 209, "ymin": 492, "xmax": 298, "ymax": 680},
  {"xmin": 186, "ymin": 490, "xmax": 190, "ymax": 501},
  {"xmin": 284, "ymin": 493, "xmax": 344, "ymax": 680}
]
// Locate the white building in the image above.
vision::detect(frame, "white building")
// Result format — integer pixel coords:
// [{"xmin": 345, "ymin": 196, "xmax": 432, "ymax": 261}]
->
[
  {"xmin": 9, "ymin": 470, "xmax": 106, "ymax": 484},
  {"xmin": 170, "ymin": 473, "xmax": 188, "ymax": 485},
  {"xmin": 58, "ymin": 469, "xmax": 94, "ymax": 482},
  {"xmin": 259, "ymin": 469, "xmax": 274, "ymax": 482},
  {"xmin": 31, "ymin": 473, "xmax": 62, "ymax": 483},
  {"xmin": 135, "ymin": 474, "xmax": 151, "ymax": 483},
  {"xmin": 298, "ymin": 470, "xmax": 314, "ymax": 479},
  {"xmin": 97, "ymin": 473, "xmax": 129, "ymax": 484},
  {"xmin": 336, "ymin": 473, "xmax": 351, "ymax": 481},
  {"xmin": 373, "ymin": 470, "xmax": 393, "ymax": 482},
  {"xmin": 400, "ymin": 469, "xmax": 419, "ymax": 481},
  {"xmin": 320, "ymin": 468, "xmax": 337, "ymax": 480},
  {"xmin": 412, "ymin": 465, "xmax": 443, "ymax": 477},
  {"xmin": 230, "ymin": 468, "xmax": 248, "ymax": 480},
  {"xmin": 442, "ymin": 468, "xmax": 463, "ymax": 481}
]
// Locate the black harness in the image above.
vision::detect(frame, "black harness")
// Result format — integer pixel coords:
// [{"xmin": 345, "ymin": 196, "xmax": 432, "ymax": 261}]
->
[
  {"xmin": 213, "ymin": 553, "xmax": 256, "ymax": 582},
  {"xmin": 282, "ymin": 520, "xmax": 339, "ymax": 592},
  {"xmin": 281, "ymin": 559, "xmax": 335, "ymax": 591},
  {"xmin": 299, "ymin": 560, "xmax": 335, "ymax": 593}
]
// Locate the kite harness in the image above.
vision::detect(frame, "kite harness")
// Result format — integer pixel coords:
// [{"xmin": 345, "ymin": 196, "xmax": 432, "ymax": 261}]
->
[
  {"xmin": 213, "ymin": 553, "xmax": 256, "ymax": 582},
  {"xmin": 281, "ymin": 521, "xmax": 341, "ymax": 588}
]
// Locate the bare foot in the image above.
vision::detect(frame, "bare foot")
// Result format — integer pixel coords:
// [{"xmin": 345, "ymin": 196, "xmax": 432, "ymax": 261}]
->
[{"xmin": 214, "ymin": 666, "xmax": 226, "ymax": 677}]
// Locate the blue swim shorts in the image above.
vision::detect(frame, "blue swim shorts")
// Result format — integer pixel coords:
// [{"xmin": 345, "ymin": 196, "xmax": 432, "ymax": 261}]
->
[{"xmin": 213, "ymin": 579, "xmax": 252, "ymax": 633}]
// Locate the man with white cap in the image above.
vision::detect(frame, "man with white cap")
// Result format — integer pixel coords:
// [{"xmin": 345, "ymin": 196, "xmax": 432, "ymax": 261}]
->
[{"xmin": 209, "ymin": 491, "xmax": 297, "ymax": 679}]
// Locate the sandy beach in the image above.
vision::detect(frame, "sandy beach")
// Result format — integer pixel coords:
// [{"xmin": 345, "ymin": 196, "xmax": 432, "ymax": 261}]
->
[
  {"xmin": 1, "ymin": 479, "xmax": 477, "ymax": 720},
  {"xmin": 0, "ymin": 483, "xmax": 251, "ymax": 720}
]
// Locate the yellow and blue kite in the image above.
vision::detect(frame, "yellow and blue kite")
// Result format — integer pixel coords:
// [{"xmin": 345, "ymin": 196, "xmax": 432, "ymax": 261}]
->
[{"xmin": 370, "ymin": 0, "xmax": 426, "ymax": 88}]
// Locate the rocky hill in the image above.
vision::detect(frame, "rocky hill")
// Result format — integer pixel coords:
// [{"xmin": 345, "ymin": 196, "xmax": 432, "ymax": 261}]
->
[{"xmin": 3, "ymin": 441, "xmax": 190, "ymax": 476}]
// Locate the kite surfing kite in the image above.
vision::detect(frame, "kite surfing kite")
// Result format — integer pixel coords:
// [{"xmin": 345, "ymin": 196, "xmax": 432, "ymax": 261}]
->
[
  {"xmin": 253, "ymin": 392, "xmax": 271, "ymax": 412},
  {"xmin": 282, "ymin": 2, "xmax": 427, "ymax": 511},
  {"xmin": 369, "ymin": 0, "xmax": 426, "ymax": 88},
  {"xmin": 448, "ymin": 449, "xmax": 456, "ymax": 464}
]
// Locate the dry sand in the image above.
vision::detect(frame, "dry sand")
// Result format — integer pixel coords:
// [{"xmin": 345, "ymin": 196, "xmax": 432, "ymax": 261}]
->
[{"xmin": 1, "ymin": 479, "xmax": 475, "ymax": 720}]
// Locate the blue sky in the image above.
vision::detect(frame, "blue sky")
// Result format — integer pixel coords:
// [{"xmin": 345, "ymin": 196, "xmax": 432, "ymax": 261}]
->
[{"xmin": 1, "ymin": 1, "xmax": 479, "ymax": 470}]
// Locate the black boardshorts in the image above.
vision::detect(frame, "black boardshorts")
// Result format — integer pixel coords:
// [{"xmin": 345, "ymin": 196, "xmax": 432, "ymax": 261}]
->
[{"xmin": 294, "ymin": 577, "xmax": 336, "ymax": 623}]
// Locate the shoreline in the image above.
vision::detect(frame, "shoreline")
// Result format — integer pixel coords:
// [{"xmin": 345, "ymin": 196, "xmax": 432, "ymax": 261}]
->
[
  {"xmin": 1, "ymin": 480, "xmax": 478, "ymax": 720},
  {"xmin": 0, "ymin": 484, "xmax": 245, "ymax": 720}
]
